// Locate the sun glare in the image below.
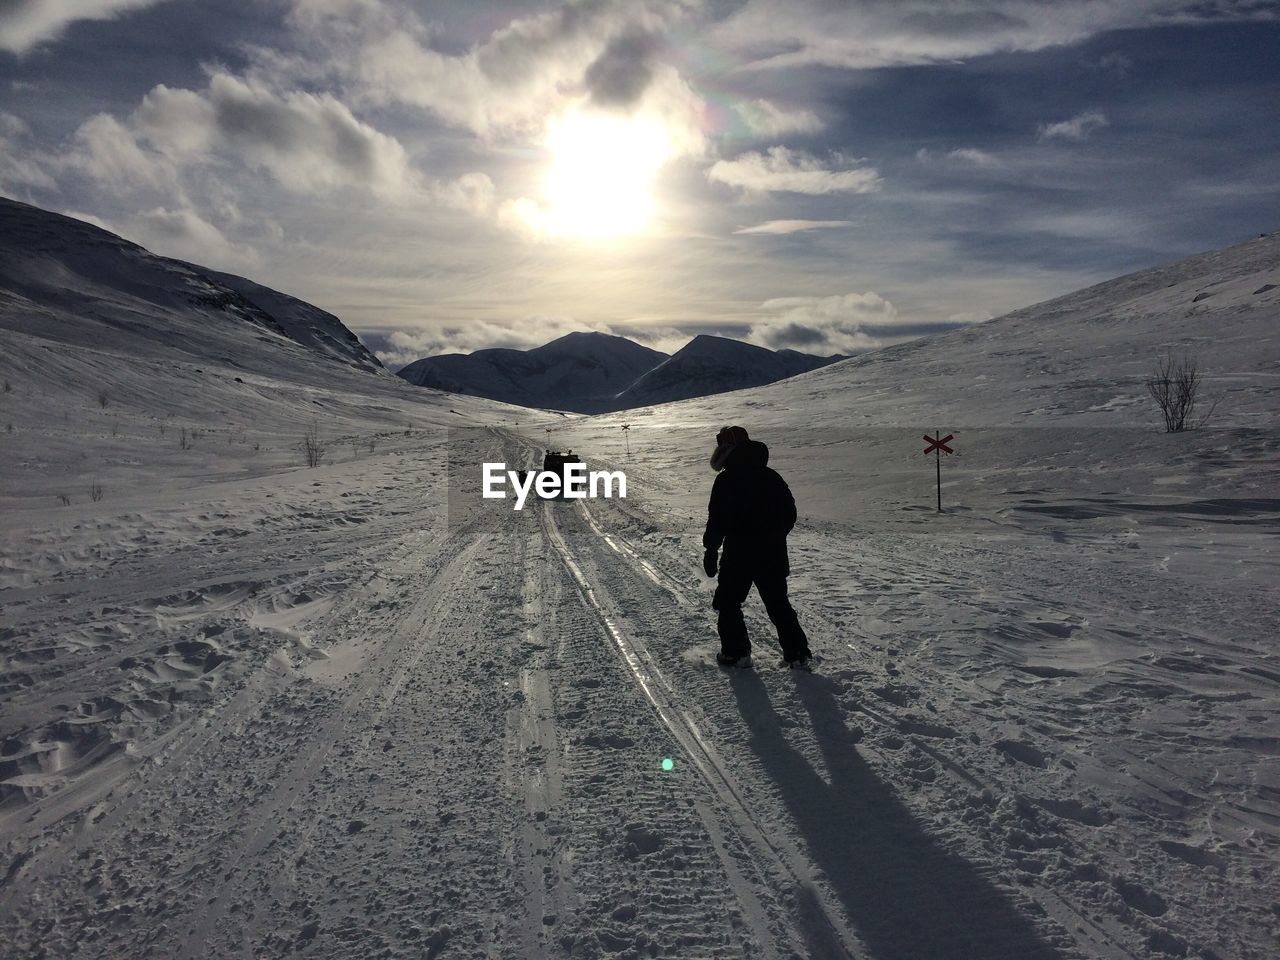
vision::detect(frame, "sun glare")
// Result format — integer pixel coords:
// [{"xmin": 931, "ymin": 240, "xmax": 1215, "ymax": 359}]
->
[{"xmin": 539, "ymin": 109, "xmax": 674, "ymax": 239}]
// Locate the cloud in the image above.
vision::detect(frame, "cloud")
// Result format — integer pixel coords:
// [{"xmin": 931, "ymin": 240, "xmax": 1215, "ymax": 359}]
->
[
  {"xmin": 1038, "ymin": 109, "xmax": 1109, "ymax": 141},
  {"xmin": 287, "ymin": 0, "xmax": 701, "ymax": 141},
  {"xmin": 0, "ymin": 111, "xmax": 255, "ymax": 273},
  {"xmin": 747, "ymin": 291, "xmax": 977, "ymax": 354},
  {"xmin": 58, "ymin": 208, "xmax": 118, "ymax": 233},
  {"xmin": 946, "ymin": 310, "xmax": 993, "ymax": 324},
  {"xmin": 134, "ymin": 205, "xmax": 260, "ymax": 269},
  {"xmin": 70, "ymin": 113, "xmax": 183, "ymax": 195},
  {"xmin": 372, "ymin": 318, "xmax": 754, "ymax": 368},
  {"xmin": 708, "ymin": 146, "xmax": 880, "ymax": 195},
  {"xmin": 51, "ymin": 70, "xmax": 420, "ymax": 274},
  {"xmin": 712, "ymin": 0, "xmax": 1279, "ymax": 71},
  {"xmin": 494, "ymin": 197, "xmax": 551, "ymax": 241},
  {"xmin": 433, "ymin": 171, "xmax": 497, "ymax": 216},
  {"xmin": 132, "ymin": 73, "xmax": 419, "ymax": 197},
  {"xmin": 0, "ymin": 0, "xmax": 170, "ymax": 54},
  {"xmin": 946, "ymin": 147, "xmax": 1002, "ymax": 167},
  {"xmin": 751, "ymin": 293, "xmax": 899, "ymax": 354},
  {"xmin": 734, "ymin": 219, "xmax": 851, "ymax": 235},
  {"xmin": 371, "ymin": 314, "xmax": 613, "ymax": 368},
  {"xmin": 735, "ymin": 99, "xmax": 823, "ymax": 137},
  {"xmin": 916, "ymin": 146, "xmax": 1004, "ymax": 168},
  {"xmin": 585, "ymin": 28, "xmax": 660, "ymax": 108},
  {"xmin": 0, "ymin": 112, "xmax": 58, "ymax": 192},
  {"xmin": 61, "ymin": 204, "xmax": 260, "ymax": 272},
  {"xmin": 1016, "ymin": 209, "xmax": 1149, "ymax": 244},
  {"xmin": 1094, "ymin": 51, "xmax": 1135, "ymax": 77},
  {"xmin": 273, "ymin": 0, "xmax": 708, "ymax": 241},
  {"xmin": 608, "ymin": 324, "xmax": 702, "ymax": 355}
]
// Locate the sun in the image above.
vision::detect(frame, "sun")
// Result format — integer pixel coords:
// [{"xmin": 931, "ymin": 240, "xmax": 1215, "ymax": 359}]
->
[{"xmin": 538, "ymin": 108, "xmax": 674, "ymax": 239}]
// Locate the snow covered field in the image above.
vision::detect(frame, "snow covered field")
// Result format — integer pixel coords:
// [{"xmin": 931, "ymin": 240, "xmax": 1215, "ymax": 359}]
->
[{"xmin": 3, "ymin": 222, "xmax": 1279, "ymax": 959}]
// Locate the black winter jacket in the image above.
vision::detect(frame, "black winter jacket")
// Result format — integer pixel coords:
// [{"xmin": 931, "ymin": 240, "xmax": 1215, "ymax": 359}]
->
[{"xmin": 702, "ymin": 440, "xmax": 796, "ymax": 577}]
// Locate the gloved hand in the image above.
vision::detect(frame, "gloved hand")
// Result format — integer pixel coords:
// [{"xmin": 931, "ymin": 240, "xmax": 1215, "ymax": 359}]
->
[{"xmin": 703, "ymin": 549, "xmax": 718, "ymax": 578}]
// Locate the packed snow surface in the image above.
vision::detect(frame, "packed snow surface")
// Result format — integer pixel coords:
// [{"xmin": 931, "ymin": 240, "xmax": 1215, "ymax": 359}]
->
[{"xmin": 2, "ymin": 211, "xmax": 1279, "ymax": 960}]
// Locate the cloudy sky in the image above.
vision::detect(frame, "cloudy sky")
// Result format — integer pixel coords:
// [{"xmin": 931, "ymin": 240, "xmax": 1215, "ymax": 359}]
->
[{"xmin": 2, "ymin": 1, "xmax": 1277, "ymax": 365}]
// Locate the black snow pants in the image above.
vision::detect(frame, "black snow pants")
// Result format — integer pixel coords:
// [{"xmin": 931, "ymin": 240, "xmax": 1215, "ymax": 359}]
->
[{"xmin": 712, "ymin": 568, "xmax": 810, "ymax": 662}]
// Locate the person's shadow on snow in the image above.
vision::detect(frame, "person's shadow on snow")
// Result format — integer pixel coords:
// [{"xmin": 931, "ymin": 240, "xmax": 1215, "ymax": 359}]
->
[{"xmin": 725, "ymin": 671, "xmax": 1064, "ymax": 960}]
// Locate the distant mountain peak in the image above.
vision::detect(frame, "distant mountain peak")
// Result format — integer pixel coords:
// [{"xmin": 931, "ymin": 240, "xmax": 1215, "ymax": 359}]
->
[
  {"xmin": 396, "ymin": 328, "xmax": 842, "ymax": 412},
  {"xmin": 548, "ymin": 330, "xmax": 617, "ymax": 342},
  {"xmin": 676, "ymin": 334, "xmax": 773, "ymax": 356}
]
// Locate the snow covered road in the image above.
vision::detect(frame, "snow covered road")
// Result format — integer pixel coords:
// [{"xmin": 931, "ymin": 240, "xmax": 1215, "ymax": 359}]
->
[{"xmin": 2, "ymin": 424, "xmax": 1277, "ymax": 959}]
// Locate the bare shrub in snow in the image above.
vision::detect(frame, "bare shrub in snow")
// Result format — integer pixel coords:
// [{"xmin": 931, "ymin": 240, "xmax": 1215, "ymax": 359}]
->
[
  {"xmin": 90, "ymin": 480, "xmax": 103, "ymax": 502},
  {"xmin": 300, "ymin": 424, "xmax": 327, "ymax": 468},
  {"xmin": 3, "ymin": 379, "xmax": 10, "ymax": 393},
  {"xmin": 98, "ymin": 390, "xmax": 109, "ymax": 409},
  {"xmin": 1146, "ymin": 353, "xmax": 1217, "ymax": 432},
  {"xmin": 57, "ymin": 494, "xmax": 71, "ymax": 506},
  {"xmin": 179, "ymin": 427, "xmax": 190, "ymax": 450}
]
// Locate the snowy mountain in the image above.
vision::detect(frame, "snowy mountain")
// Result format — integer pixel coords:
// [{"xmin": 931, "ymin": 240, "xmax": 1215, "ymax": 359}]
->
[
  {"xmin": 0, "ymin": 197, "xmax": 382, "ymax": 375},
  {"xmin": 398, "ymin": 330, "xmax": 665, "ymax": 413},
  {"xmin": 199, "ymin": 268, "xmax": 383, "ymax": 373},
  {"xmin": 739, "ymin": 230, "xmax": 1280, "ymax": 430},
  {"xmin": 0, "ymin": 197, "xmax": 514, "ymax": 503},
  {"xmin": 2, "ymin": 224, "xmax": 1278, "ymax": 960},
  {"xmin": 398, "ymin": 330, "xmax": 842, "ymax": 412},
  {"xmin": 611, "ymin": 333, "xmax": 843, "ymax": 408}
]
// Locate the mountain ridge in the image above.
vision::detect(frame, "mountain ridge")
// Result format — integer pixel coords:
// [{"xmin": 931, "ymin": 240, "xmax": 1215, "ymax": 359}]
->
[
  {"xmin": 397, "ymin": 330, "xmax": 844, "ymax": 413},
  {"xmin": 610, "ymin": 334, "xmax": 842, "ymax": 409},
  {"xmin": 0, "ymin": 197, "xmax": 383, "ymax": 375},
  {"xmin": 398, "ymin": 330, "xmax": 667, "ymax": 413}
]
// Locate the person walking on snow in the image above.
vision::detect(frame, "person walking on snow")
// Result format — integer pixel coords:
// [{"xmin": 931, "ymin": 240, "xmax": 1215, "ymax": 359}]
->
[{"xmin": 703, "ymin": 426, "xmax": 813, "ymax": 670}]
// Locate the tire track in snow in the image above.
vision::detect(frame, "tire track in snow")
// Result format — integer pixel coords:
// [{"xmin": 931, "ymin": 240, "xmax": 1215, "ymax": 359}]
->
[
  {"xmin": 0, "ymin": 512, "xmax": 446, "ymax": 888},
  {"xmin": 502, "ymin": 523, "xmax": 577, "ymax": 959},
  {"xmin": 536, "ymin": 553, "xmax": 767, "ymax": 957},
  {"xmin": 496, "ymin": 425, "xmax": 766, "ymax": 957},
  {"xmin": 577, "ymin": 498, "xmax": 687, "ymax": 604},
  {"xmin": 542, "ymin": 500, "xmax": 863, "ymax": 960},
  {"xmin": 171, "ymin": 519, "xmax": 493, "ymax": 959},
  {"xmin": 0, "ymin": 504, "xmax": 484, "ymax": 958},
  {"xmin": 576, "ymin": 493, "xmax": 1137, "ymax": 960}
]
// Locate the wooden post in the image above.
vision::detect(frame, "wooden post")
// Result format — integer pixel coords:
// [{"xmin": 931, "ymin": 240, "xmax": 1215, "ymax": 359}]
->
[
  {"xmin": 936, "ymin": 429, "xmax": 941, "ymax": 513},
  {"xmin": 922, "ymin": 431, "xmax": 954, "ymax": 514}
]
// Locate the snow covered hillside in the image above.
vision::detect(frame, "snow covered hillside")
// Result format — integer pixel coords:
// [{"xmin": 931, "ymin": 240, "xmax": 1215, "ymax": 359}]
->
[
  {"xmin": 2, "ymin": 223, "xmax": 1278, "ymax": 960},
  {"xmin": 612, "ymin": 334, "xmax": 843, "ymax": 409},
  {"xmin": 0, "ymin": 198, "xmax": 383, "ymax": 374},
  {"xmin": 199, "ymin": 268, "xmax": 383, "ymax": 374},
  {"xmin": 0, "ymin": 199, "xmax": 517, "ymax": 504}
]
